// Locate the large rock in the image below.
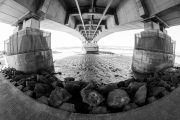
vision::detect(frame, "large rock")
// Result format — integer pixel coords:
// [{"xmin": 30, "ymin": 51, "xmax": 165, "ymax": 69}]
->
[
  {"xmin": 117, "ymin": 81, "xmax": 125, "ymax": 88},
  {"xmin": 11, "ymin": 81, "xmax": 17, "ymax": 86},
  {"xmin": 128, "ymin": 82, "xmax": 145, "ymax": 92},
  {"xmin": 63, "ymin": 81, "xmax": 82, "ymax": 95},
  {"xmin": 171, "ymin": 77, "xmax": 179, "ymax": 84},
  {"xmin": 34, "ymin": 83, "xmax": 53, "ymax": 98},
  {"xmin": 16, "ymin": 78, "xmax": 26, "ymax": 86},
  {"xmin": 37, "ymin": 75, "xmax": 54, "ymax": 85},
  {"xmin": 91, "ymin": 106, "xmax": 109, "ymax": 114},
  {"xmin": 107, "ymin": 89, "xmax": 130, "ymax": 109},
  {"xmin": 64, "ymin": 77, "xmax": 75, "ymax": 82},
  {"xmin": 24, "ymin": 90, "xmax": 34, "ymax": 97},
  {"xmin": 26, "ymin": 81, "xmax": 36, "ymax": 89},
  {"xmin": 16, "ymin": 85, "xmax": 24, "ymax": 91},
  {"xmin": 13, "ymin": 75, "xmax": 25, "ymax": 82},
  {"xmin": 133, "ymin": 85, "xmax": 147, "ymax": 105},
  {"xmin": 81, "ymin": 89, "xmax": 105, "ymax": 107},
  {"xmin": 148, "ymin": 86, "xmax": 165, "ymax": 97},
  {"xmin": 48, "ymin": 87, "xmax": 72, "ymax": 107},
  {"xmin": 158, "ymin": 80, "xmax": 171, "ymax": 89},
  {"xmin": 69, "ymin": 96, "xmax": 90, "ymax": 114},
  {"xmin": 37, "ymin": 96, "xmax": 49, "ymax": 105},
  {"xmin": 160, "ymin": 90, "xmax": 170, "ymax": 97},
  {"xmin": 58, "ymin": 102, "xmax": 76, "ymax": 112},
  {"xmin": 123, "ymin": 103, "xmax": 138, "ymax": 111},
  {"xmin": 97, "ymin": 83, "xmax": 118, "ymax": 95},
  {"xmin": 51, "ymin": 81, "xmax": 63, "ymax": 88},
  {"xmin": 147, "ymin": 96, "xmax": 157, "ymax": 104}
]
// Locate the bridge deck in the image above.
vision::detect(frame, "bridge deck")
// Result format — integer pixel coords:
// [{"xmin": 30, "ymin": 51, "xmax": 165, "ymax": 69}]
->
[{"xmin": 0, "ymin": 73, "xmax": 180, "ymax": 120}]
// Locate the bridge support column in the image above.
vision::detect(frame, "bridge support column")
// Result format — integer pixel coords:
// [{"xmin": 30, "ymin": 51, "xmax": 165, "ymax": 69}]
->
[
  {"xmin": 5, "ymin": 18, "xmax": 54, "ymax": 73},
  {"xmin": 132, "ymin": 21, "xmax": 176, "ymax": 74},
  {"xmin": 83, "ymin": 42, "xmax": 99, "ymax": 53}
]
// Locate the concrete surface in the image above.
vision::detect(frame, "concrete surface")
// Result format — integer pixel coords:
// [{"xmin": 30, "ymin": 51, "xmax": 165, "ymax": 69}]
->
[
  {"xmin": 0, "ymin": 0, "xmax": 180, "ymax": 42},
  {"xmin": 132, "ymin": 49, "xmax": 175, "ymax": 73},
  {"xmin": 6, "ymin": 50, "xmax": 54, "ymax": 74},
  {"xmin": 0, "ymin": 73, "xmax": 180, "ymax": 120}
]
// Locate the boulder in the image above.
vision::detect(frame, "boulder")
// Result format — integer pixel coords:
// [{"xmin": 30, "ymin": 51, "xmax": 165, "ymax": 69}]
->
[
  {"xmin": 22, "ymin": 87, "xmax": 31, "ymax": 92},
  {"xmin": 40, "ymin": 71, "xmax": 49, "ymax": 76},
  {"xmin": 107, "ymin": 89, "xmax": 130, "ymax": 109},
  {"xmin": 128, "ymin": 82, "xmax": 145, "ymax": 92},
  {"xmin": 123, "ymin": 103, "xmax": 138, "ymax": 111},
  {"xmin": 68, "ymin": 97, "xmax": 90, "ymax": 114},
  {"xmin": 64, "ymin": 77, "xmax": 75, "ymax": 82},
  {"xmin": 148, "ymin": 87, "xmax": 165, "ymax": 97},
  {"xmin": 51, "ymin": 81, "xmax": 63, "ymax": 89},
  {"xmin": 166, "ymin": 81, "xmax": 176, "ymax": 87},
  {"xmin": 14, "ymin": 70, "xmax": 24, "ymax": 75},
  {"xmin": 158, "ymin": 80, "xmax": 171, "ymax": 89},
  {"xmin": 48, "ymin": 87, "xmax": 72, "ymax": 107},
  {"xmin": 160, "ymin": 90, "xmax": 170, "ymax": 97},
  {"xmin": 34, "ymin": 83, "xmax": 53, "ymax": 98},
  {"xmin": 162, "ymin": 75, "xmax": 171, "ymax": 81},
  {"xmin": 13, "ymin": 75, "xmax": 25, "ymax": 82},
  {"xmin": 11, "ymin": 81, "xmax": 17, "ymax": 86},
  {"xmin": 24, "ymin": 90, "xmax": 34, "ymax": 97},
  {"xmin": 170, "ymin": 86, "xmax": 176, "ymax": 91},
  {"xmin": 124, "ymin": 79, "xmax": 134, "ymax": 86},
  {"xmin": 26, "ymin": 81, "xmax": 36, "ymax": 88},
  {"xmin": 58, "ymin": 102, "xmax": 76, "ymax": 112},
  {"xmin": 37, "ymin": 75, "xmax": 54, "ymax": 85},
  {"xmin": 81, "ymin": 89, "xmax": 105, "ymax": 107},
  {"xmin": 17, "ymin": 78, "xmax": 26, "ymax": 86},
  {"xmin": 117, "ymin": 81, "xmax": 125, "ymax": 87},
  {"xmin": 147, "ymin": 96, "xmax": 157, "ymax": 104},
  {"xmin": 133, "ymin": 85, "xmax": 147, "ymax": 105},
  {"xmin": 16, "ymin": 85, "xmax": 24, "ymax": 91},
  {"xmin": 171, "ymin": 77, "xmax": 179, "ymax": 84},
  {"xmin": 97, "ymin": 83, "xmax": 118, "ymax": 95},
  {"xmin": 37, "ymin": 96, "xmax": 49, "ymax": 105},
  {"xmin": 91, "ymin": 106, "xmax": 109, "ymax": 114},
  {"xmin": 147, "ymin": 77, "xmax": 156, "ymax": 83},
  {"xmin": 63, "ymin": 81, "xmax": 82, "ymax": 95}
]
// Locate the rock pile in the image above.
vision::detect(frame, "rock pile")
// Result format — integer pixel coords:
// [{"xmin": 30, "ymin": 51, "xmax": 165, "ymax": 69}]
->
[{"xmin": 0, "ymin": 67, "xmax": 180, "ymax": 114}]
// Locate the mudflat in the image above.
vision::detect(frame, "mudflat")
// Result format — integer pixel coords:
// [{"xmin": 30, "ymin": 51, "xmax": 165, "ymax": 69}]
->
[{"xmin": 54, "ymin": 53, "xmax": 133, "ymax": 84}]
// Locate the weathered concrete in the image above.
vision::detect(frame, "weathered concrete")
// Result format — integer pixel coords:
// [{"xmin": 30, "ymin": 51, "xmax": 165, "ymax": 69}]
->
[
  {"xmin": 1, "ymin": 73, "xmax": 180, "ymax": 120},
  {"xmin": 132, "ymin": 49, "xmax": 175, "ymax": 73},
  {"xmin": 5, "ymin": 23, "xmax": 54, "ymax": 73},
  {"xmin": 132, "ymin": 20, "xmax": 175, "ymax": 73},
  {"xmin": 6, "ymin": 50, "xmax": 54, "ymax": 73},
  {"xmin": 0, "ymin": 0, "xmax": 180, "ymax": 42}
]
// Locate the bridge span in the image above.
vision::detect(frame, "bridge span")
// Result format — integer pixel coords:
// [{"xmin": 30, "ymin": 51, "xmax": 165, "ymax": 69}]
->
[{"xmin": 0, "ymin": 0, "xmax": 180, "ymax": 120}]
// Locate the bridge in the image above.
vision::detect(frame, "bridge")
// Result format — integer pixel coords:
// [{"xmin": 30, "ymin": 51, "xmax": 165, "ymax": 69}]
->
[
  {"xmin": 0, "ymin": 0, "xmax": 178, "ymax": 74},
  {"xmin": 0, "ymin": 0, "xmax": 180, "ymax": 120}
]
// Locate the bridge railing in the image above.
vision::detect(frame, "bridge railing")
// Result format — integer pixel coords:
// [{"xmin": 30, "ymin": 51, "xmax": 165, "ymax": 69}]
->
[
  {"xmin": 4, "ymin": 28, "xmax": 51, "ymax": 56},
  {"xmin": 135, "ymin": 30, "xmax": 176, "ymax": 54}
]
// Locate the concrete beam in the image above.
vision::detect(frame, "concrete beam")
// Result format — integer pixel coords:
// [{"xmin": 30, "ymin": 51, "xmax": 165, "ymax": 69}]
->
[
  {"xmin": 69, "ymin": 6, "xmax": 115, "ymax": 16},
  {"xmin": 92, "ymin": 0, "xmax": 114, "ymax": 39},
  {"xmin": 71, "ymin": 12, "xmax": 114, "ymax": 17},
  {"xmin": 75, "ymin": 19, "xmax": 107, "ymax": 28},
  {"xmin": 80, "ymin": 30, "xmax": 100, "ymax": 34},
  {"xmin": 75, "ymin": 0, "xmax": 88, "ymax": 39}
]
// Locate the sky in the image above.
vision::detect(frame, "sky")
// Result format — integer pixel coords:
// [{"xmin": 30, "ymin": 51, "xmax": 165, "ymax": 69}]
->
[{"xmin": 0, "ymin": 22, "xmax": 179, "ymax": 53}]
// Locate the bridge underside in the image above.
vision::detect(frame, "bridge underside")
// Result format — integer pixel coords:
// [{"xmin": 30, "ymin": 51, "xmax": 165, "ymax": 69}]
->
[
  {"xmin": 0, "ymin": 0, "xmax": 179, "ymax": 119},
  {"xmin": 0, "ymin": 0, "xmax": 180, "ymax": 42}
]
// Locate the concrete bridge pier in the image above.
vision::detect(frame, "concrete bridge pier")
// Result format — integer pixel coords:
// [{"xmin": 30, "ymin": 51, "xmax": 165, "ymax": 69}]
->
[
  {"xmin": 82, "ymin": 42, "xmax": 99, "ymax": 53},
  {"xmin": 132, "ymin": 21, "xmax": 176, "ymax": 74},
  {"xmin": 5, "ymin": 18, "xmax": 54, "ymax": 74}
]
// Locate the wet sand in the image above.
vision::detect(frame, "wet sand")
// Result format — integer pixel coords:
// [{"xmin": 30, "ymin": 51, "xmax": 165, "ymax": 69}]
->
[{"xmin": 54, "ymin": 53, "xmax": 133, "ymax": 84}]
